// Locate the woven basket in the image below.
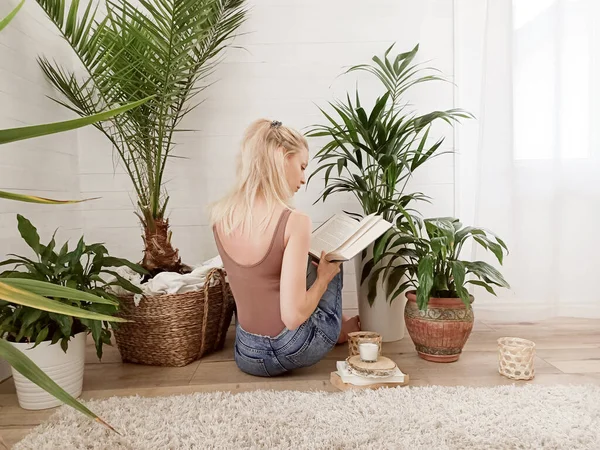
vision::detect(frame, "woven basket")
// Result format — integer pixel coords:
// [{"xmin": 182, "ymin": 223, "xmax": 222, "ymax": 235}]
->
[
  {"xmin": 113, "ymin": 268, "xmax": 234, "ymax": 367},
  {"xmin": 497, "ymin": 337, "xmax": 536, "ymax": 380},
  {"xmin": 347, "ymin": 331, "xmax": 382, "ymax": 357}
]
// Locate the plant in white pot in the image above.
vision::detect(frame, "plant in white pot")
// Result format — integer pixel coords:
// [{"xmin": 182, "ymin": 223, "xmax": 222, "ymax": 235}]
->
[
  {"xmin": 375, "ymin": 217, "xmax": 510, "ymax": 361},
  {"xmin": 33, "ymin": 0, "xmax": 247, "ymax": 365},
  {"xmin": 0, "ymin": 216, "xmax": 145, "ymax": 410},
  {"xmin": 307, "ymin": 44, "xmax": 471, "ymax": 341},
  {"xmin": 0, "ymin": 0, "xmax": 149, "ymax": 432}
]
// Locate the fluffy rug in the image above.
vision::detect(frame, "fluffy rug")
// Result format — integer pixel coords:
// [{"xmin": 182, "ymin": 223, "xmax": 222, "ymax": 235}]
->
[{"xmin": 15, "ymin": 384, "xmax": 600, "ymax": 449}]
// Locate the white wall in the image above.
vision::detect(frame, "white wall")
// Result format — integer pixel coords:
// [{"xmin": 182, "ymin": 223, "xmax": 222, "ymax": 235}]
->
[
  {"xmin": 0, "ymin": 0, "xmax": 456, "ymax": 379},
  {"xmin": 77, "ymin": 0, "xmax": 456, "ymax": 314},
  {"xmin": 2, "ymin": 0, "xmax": 456, "ymax": 314}
]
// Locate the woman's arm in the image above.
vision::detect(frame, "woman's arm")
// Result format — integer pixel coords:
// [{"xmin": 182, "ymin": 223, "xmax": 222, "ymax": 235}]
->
[{"xmin": 280, "ymin": 211, "xmax": 341, "ymax": 330}]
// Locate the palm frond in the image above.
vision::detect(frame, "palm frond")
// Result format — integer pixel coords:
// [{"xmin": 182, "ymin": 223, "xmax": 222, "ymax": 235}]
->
[{"xmin": 35, "ymin": 0, "xmax": 247, "ymax": 221}]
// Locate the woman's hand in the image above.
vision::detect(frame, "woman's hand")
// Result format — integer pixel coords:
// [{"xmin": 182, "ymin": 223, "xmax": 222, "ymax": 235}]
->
[{"xmin": 312, "ymin": 251, "xmax": 341, "ymax": 284}]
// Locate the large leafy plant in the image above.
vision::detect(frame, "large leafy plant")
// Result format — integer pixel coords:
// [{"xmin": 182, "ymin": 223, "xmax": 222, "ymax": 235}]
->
[
  {"xmin": 0, "ymin": 0, "xmax": 148, "ymax": 433},
  {"xmin": 370, "ymin": 217, "xmax": 510, "ymax": 310},
  {"xmin": 307, "ymin": 44, "xmax": 471, "ymax": 228},
  {"xmin": 0, "ymin": 215, "xmax": 146, "ymax": 359},
  {"xmin": 35, "ymin": 0, "xmax": 247, "ymax": 275}
]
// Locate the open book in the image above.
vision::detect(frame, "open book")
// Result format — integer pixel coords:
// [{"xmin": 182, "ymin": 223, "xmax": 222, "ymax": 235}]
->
[{"xmin": 309, "ymin": 213, "xmax": 393, "ymax": 262}]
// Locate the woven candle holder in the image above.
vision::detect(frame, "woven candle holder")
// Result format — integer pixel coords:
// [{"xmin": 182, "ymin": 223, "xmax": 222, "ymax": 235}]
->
[
  {"xmin": 348, "ymin": 331, "xmax": 382, "ymax": 357},
  {"xmin": 497, "ymin": 337, "xmax": 536, "ymax": 380}
]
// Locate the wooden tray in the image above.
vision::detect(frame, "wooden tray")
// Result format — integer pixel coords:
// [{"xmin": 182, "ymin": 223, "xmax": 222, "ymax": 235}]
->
[{"xmin": 330, "ymin": 372, "xmax": 410, "ymax": 391}]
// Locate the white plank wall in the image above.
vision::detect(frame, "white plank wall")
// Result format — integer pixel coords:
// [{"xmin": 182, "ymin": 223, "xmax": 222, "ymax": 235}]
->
[
  {"xmin": 0, "ymin": 0, "xmax": 457, "ymax": 380},
  {"xmin": 76, "ymin": 0, "xmax": 456, "ymax": 313}
]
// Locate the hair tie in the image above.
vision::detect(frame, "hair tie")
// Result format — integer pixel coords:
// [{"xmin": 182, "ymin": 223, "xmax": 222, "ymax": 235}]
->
[{"xmin": 270, "ymin": 120, "xmax": 282, "ymax": 129}]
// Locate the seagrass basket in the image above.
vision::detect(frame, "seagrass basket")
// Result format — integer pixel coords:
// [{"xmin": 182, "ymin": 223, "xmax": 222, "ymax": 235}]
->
[{"xmin": 113, "ymin": 268, "xmax": 234, "ymax": 367}]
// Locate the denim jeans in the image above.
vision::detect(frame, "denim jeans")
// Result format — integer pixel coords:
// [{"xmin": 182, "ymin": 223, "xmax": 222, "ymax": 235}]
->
[{"xmin": 233, "ymin": 258, "xmax": 343, "ymax": 377}]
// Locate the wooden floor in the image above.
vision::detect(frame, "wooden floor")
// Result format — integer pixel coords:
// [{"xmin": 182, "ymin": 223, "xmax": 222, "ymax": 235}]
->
[{"xmin": 1, "ymin": 317, "xmax": 600, "ymax": 447}]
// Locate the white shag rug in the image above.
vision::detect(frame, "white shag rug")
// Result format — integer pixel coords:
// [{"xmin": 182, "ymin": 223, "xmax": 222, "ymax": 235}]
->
[{"xmin": 15, "ymin": 384, "xmax": 600, "ymax": 450}]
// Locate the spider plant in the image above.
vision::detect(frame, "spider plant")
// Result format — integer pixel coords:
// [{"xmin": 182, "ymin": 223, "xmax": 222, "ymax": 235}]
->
[{"xmin": 34, "ymin": 0, "xmax": 247, "ymax": 275}]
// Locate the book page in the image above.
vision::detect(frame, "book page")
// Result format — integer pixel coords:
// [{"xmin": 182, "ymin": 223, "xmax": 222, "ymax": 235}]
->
[
  {"xmin": 334, "ymin": 218, "xmax": 392, "ymax": 261},
  {"xmin": 309, "ymin": 214, "xmax": 360, "ymax": 258},
  {"xmin": 332, "ymin": 214, "xmax": 380, "ymax": 254}
]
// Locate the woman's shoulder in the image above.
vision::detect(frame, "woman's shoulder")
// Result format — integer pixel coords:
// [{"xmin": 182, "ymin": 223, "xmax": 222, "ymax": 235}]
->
[{"xmin": 285, "ymin": 209, "xmax": 312, "ymax": 237}]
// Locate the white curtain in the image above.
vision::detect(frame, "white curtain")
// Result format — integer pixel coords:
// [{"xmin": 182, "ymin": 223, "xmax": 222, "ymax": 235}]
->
[{"xmin": 455, "ymin": 0, "xmax": 600, "ymax": 319}]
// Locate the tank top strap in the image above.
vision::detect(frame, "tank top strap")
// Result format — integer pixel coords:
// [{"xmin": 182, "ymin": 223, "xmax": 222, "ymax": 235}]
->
[{"xmin": 272, "ymin": 208, "xmax": 293, "ymax": 251}]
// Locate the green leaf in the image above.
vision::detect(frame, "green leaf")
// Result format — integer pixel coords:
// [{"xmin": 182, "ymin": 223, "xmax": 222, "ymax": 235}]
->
[
  {"xmin": 416, "ymin": 255, "xmax": 434, "ymax": 310},
  {"xmin": 385, "ymin": 266, "xmax": 406, "ymax": 300},
  {"xmin": 16, "ymin": 215, "xmax": 41, "ymax": 256},
  {"xmin": 360, "ymin": 259, "xmax": 375, "ymax": 286},
  {"xmin": 101, "ymin": 256, "xmax": 148, "ymax": 275},
  {"xmin": 430, "ymin": 237, "xmax": 446, "ymax": 258},
  {"xmin": 0, "ymin": 190, "xmax": 98, "ymax": 205},
  {"xmin": 450, "ymin": 261, "xmax": 470, "ymax": 307},
  {"xmin": 0, "ymin": 281, "xmax": 126, "ymax": 322},
  {"xmin": 463, "ymin": 261, "xmax": 510, "ymax": 289},
  {"xmin": 34, "ymin": 326, "xmax": 50, "ymax": 347},
  {"xmin": 336, "ymin": 158, "xmax": 346, "ymax": 176},
  {"xmin": 0, "ymin": 98, "xmax": 151, "ymax": 145},
  {"xmin": 372, "ymin": 231, "xmax": 392, "ymax": 265},
  {"xmin": 102, "ymin": 270, "xmax": 143, "ymax": 295},
  {"xmin": 21, "ymin": 309, "xmax": 43, "ymax": 331},
  {"xmin": 1, "ymin": 279, "xmax": 118, "ymax": 305},
  {"xmin": 368, "ymin": 92, "xmax": 390, "ymax": 128},
  {"xmin": 41, "ymin": 230, "xmax": 58, "ymax": 264},
  {"xmin": 367, "ymin": 270, "xmax": 380, "ymax": 306},
  {"xmin": 467, "ymin": 280, "xmax": 497, "ymax": 296},
  {"xmin": 70, "ymin": 237, "xmax": 85, "ymax": 267},
  {"xmin": 0, "ymin": 0, "xmax": 24, "ymax": 32}
]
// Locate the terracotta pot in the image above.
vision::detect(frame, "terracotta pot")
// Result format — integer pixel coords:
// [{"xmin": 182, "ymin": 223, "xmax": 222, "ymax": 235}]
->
[{"xmin": 404, "ymin": 290, "xmax": 474, "ymax": 363}]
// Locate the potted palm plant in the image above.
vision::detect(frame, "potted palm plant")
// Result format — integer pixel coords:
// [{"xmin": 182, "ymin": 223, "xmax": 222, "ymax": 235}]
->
[
  {"xmin": 33, "ymin": 0, "xmax": 246, "ymax": 366},
  {"xmin": 0, "ymin": 216, "xmax": 146, "ymax": 410},
  {"xmin": 0, "ymin": 0, "xmax": 148, "ymax": 432},
  {"xmin": 375, "ymin": 217, "xmax": 510, "ymax": 361},
  {"xmin": 308, "ymin": 44, "xmax": 471, "ymax": 341}
]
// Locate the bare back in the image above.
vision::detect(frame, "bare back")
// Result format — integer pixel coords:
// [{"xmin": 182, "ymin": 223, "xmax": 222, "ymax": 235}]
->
[
  {"xmin": 214, "ymin": 204, "xmax": 299, "ymax": 336},
  {"xmin": 215, "ymin": 205, "xmax": 291, "ymax": 266}
]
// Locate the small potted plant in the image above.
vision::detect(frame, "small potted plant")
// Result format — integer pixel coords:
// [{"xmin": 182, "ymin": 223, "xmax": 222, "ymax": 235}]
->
[
  {"xmin": 375, "ymin": 217, "xmax": 510, "ymax": 362},
  {"xmin": 0, "ymin": 215, "xmax": 145, "ymax": 409}
]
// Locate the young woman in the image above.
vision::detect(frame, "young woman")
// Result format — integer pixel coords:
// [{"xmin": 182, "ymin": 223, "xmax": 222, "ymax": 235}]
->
[{"xmin": 209, "ymin": 119, "xmax": 360, "ymax": 377}]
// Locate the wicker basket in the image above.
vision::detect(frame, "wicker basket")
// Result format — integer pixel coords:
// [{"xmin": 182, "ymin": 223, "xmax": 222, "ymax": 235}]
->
[
  {"xmin": 347, "ymin": 331, "xmax": 382, "ymax": 357},
  {"xmin": 497, "ymin": 337, "xmax": 536, "ymax": 380},
  {"xmin": 113, "ymin": 268, "xmax": 234, "ymax": 367}
]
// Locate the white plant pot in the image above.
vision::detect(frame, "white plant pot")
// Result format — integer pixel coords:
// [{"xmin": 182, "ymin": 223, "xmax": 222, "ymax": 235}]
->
[
  {"xmin": 354, "ymin": 245, "xmax": 407, "ymax": 342},
  {"xmin": 9, "ymin": 332, "xmax": 86, "ymax": 410}
]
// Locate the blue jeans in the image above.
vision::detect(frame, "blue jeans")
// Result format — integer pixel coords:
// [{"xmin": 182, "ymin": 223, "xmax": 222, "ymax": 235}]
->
[{"xmin": 233, "ymin": 258, "xmax": 343, "ymax": 377}]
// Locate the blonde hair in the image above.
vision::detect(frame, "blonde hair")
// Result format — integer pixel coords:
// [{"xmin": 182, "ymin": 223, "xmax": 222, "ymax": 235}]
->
[{"xmin": 209, "ymin": 119, "xmax": 308, "ymax": 235}]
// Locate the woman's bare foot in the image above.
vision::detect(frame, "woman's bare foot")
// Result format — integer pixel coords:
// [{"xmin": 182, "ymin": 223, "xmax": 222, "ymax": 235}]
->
[{"xmin": 337, "ymin": 314, "xmax": 361, "ymax": 344}]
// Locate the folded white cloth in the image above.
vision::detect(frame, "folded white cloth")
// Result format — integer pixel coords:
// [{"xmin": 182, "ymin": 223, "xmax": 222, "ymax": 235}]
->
[{"xmin": 106, "ymin": 255, "xmax": 224, "ymax": 305}]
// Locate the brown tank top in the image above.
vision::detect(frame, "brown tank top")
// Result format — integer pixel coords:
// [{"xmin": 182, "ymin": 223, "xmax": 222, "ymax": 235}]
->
[{"xmin": 213, "ymin": 209, "xmax": 292, "ymax": 337}]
